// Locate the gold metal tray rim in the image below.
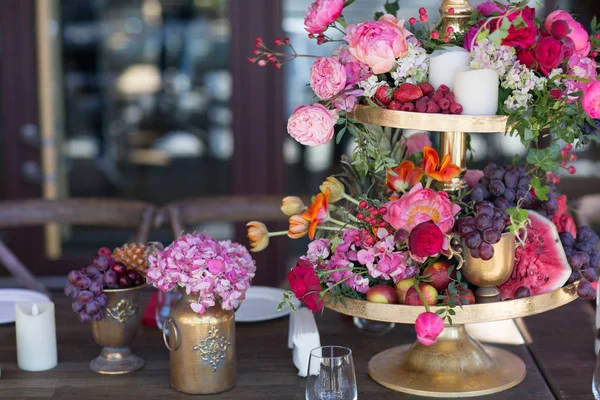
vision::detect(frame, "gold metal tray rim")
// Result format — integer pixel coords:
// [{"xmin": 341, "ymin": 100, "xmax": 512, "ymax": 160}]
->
[
  {"xmin": 349, "ymin": 106, "xmax": 509, "ymax": 133},
  {"xmin": 325, "ymin": 283, "xmax": 579, "ymax": 325}
]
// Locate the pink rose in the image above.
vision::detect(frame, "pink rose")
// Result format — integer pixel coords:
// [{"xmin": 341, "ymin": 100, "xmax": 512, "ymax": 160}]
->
[
  {"xmin": 501, "ymin": 7, "xmax": 537, "ymax": 49},
  {"xmin": 534, "ymin": 36, "xmax": 564, "ymax": 76},
  {"xmin": 332, "ymin": 88, "xmax": 363, "ymax": 112},
  {"xmin": 304, "ymin": 0, "xmax": 344, "ymax": 35},
  {"xmin": 476, "ymin": 1, "xmax": 505, "ymax": 17},
  {"xmin": 401, "ymin": 132, "xmax": 432, "ymax": 156},
  {"xmin": 582, "ymin": 80, "xmax": 600, "ymax": 118},
  {"xmin": 382, "ymin": 183, "xmax": 461, "ymax": 234},
  {"xmin": 545, "ymin": 10, "xmax": 591, "ymax": 57},
  {"xmin": 310, "ymin": 57, "xmax": 347, "ymax": 100},
  {"xmin": 408, "ymin": 221, "xmax": 444, "ymax": 257},
  {"xmin": 464, "ymin": 169, "xmax": 484, "ymax": 189},
  {"xmin": 344, "ymin": 14, "xmax": 411, "ymax": 74},
  {"xmin": 415, "ymin": 312, "xmax": 444, "ymax": 346},
  {"xmin": 333, "ymin": 45, "xmax": 370, "ymax": 85},
  {"xmin": 287, "ymin": 104, "xmax": 338, "ymax": 146}
]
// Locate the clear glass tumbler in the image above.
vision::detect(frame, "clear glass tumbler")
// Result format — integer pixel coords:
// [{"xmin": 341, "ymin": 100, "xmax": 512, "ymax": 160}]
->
[
  {"xmin": 353, "ymin": 317, "xmax": 395, "ymax": 336},
  {"xmin": 306, "ymin": 346, "xmax": 357, "ymax": 400}
]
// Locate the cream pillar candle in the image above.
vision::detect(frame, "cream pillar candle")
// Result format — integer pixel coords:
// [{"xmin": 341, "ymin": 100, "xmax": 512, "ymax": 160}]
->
[
  {"xmin": 454, "ymin": 69, "xmax": 499, "ymax": 116},
  {"xmin": 15, "ymin": 302, "xmax": 57, "ymax": 371},
  {"xmin": 428, "ymin": 50, "xmax": 470, "ymax": 91}
]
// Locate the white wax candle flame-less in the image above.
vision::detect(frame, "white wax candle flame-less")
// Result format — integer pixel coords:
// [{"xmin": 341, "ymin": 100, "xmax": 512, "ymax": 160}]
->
[
  {"xmin": 454, "ymin": 69, "xmax": 500, "ymax": 116},
  {"xmin": 15, "ymin": 302, "xmax": 57, "ymax": 371},
  {"xmin": 428, "ymin": 50, "xmax": 470, "ymax": 91}
]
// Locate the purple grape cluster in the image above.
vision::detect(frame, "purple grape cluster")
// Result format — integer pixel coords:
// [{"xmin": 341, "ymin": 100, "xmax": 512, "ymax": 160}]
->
[
  {"xmin": 469, "ymin": 163, "xmax": 532, "ymax": 209},
  {"xmin": 64, "ymin": 247, "xmax": 145, "ymax": 323},
  {"xmin": 455, "ymin": 200, "xmax": 508, "ymax": 261},
  {"xmin": 562, "ymin": 226, "xmax": 600, "ymax": 301}
]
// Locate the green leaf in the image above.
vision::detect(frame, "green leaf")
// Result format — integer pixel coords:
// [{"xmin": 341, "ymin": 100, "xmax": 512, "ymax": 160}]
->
[
  {"xmin": 512, "ymin": 15, "xmax": 526, "ymax": 29},
  {"xmin": 383, "ymin": 0, "xmax": 400, "ymax": 16},
  {"xmin": 276, "ymin": 301, "xmax": 286, "ymax": 312},
  {"xmin": 374, "ymin": 11, "xmax": 384, "ymax": 20},
  {"xmin": 336, "ymin": 127, "xmax": 347, "ymax": 144},
  {"xmin": 343, "ymin": 0, "xmax": 356, "ymax": 7},
  {"xmin": 448, "ymin": 309, "xmax": 456, "ymax": 315},
  {"xmin": 530, "ymin": 176, "xmax": 549, "ymax": 201},
  {"xmin": 435, "ymin": 309, "xmax": 446, "ymax": 315},
  {"xmin": 525, "ymin": 144, "xmax": 560, "ymax": 172},
  {"xmin": 476, "ymin": 29, "xmax": 490, "ymax": 43},
  {"xmin": 507, "ymin": 206, "xmax": 528, "ymax": 224}
]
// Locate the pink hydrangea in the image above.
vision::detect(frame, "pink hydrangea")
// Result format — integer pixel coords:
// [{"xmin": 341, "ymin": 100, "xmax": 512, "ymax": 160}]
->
[
  {"xmin": 382, "ymin": 183, "xmax": 461, "ymax": 234},
  {"xmin": 287, "ymin": 104, "xmax": 338, "ymax": 146},
  {"xmin": 545, "ymin": 10, "xmax": 591, "ymax": 57},
  {"xmin": 310, "ymin": 57, "xmax": 347, "ymax": 100},
  {"xmin": 565, "ymin": 55, "xmax": 597, "ymax": 96},
  {"xmin": 304, "ymin": 0, "xmax": 344, "ymax": 35},
  {"xmin": 583, "ymin": 80, "xmax": 600, "ymax": 118},
  {"xmin": 333, "ymin": 45, "xmax": 371, "ymax": 85},
  {"xmin": 306, "ymin": 238, "xmax": 331, "ymax": 262},
  {"xmin": 332, "ymin": 88, "xmax": 363, "ymax": 112},
  {"xmin": 344, "ymin": 15, "xmax": 411, "ymax": 74},
  {"xmin": 146, "ymin": 233, "xmax": 256, "ymax": 314},
  {"xmin": 415, "ymin": 312, "xmax": 444, "ymax": 346}
]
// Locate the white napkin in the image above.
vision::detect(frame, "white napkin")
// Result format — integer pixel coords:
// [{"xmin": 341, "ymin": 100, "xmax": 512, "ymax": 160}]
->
[
  {"xmin": 465, "ymin": 320, "xmax": 525, "ymax": 345},
  {"xmin": 288, "ymin": 308, "xmax": 321, "ymax": 377}
]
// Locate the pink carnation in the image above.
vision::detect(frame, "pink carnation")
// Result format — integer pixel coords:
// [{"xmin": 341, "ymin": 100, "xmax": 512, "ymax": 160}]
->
[
  {"xmin": 310, "ymin": 57, "xmax": 347, "ymax": 100},
  {"xmin": 583, "ymin": 80, "xmax": 600, "ymax": 119},
  {"xmin": 415, "ymin": 312, "xmax": 444, "ymax": 346},
  {"xmin": 287, "ymin": 104, "xmax": 338, "ymax": 146},
  {"xmin": 304, "ymin": 0, "xmax": 344, "ymax": 35},
  {"xmin": 545, "ymin": 10, "xmax": 591, "ymax": 57},
  {"xmin": 344, "ymin": 15, "xmax": 411, "ymax": 74},
  {"xmin": 382, "ymin": 183, "xmax": 461, "ymax": 234}
]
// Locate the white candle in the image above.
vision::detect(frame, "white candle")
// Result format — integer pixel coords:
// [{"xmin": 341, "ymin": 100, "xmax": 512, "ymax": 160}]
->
[
  {"xmin": 428, "ymin": 50, "xmax": 470, "ymax": 91},
  {"xmin": 454, "ymin": 69, "xmax": 499, "ymax": 116},
  {"xmin": 15, "ymin": 302, "xmax": 57, "ymax": 371}
]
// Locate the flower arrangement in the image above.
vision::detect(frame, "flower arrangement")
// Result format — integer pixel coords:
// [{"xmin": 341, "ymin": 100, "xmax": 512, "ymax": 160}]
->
[
  {"xmin": 248, "ymin": 0, "xmax": 600, "ymax": 346},
  {"xmin": 146, "ymin": 233, "xmax": 256, "ymax": 314}
]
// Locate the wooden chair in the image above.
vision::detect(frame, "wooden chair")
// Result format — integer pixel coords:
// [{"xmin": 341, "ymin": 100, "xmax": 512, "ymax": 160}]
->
[
  {"xmin": 0, "ymin": 198, "xmax": 156, "ymax": 295},
  {"xmin": 157, "ymin": 196, "xmax": 289, "ymax": 238}
]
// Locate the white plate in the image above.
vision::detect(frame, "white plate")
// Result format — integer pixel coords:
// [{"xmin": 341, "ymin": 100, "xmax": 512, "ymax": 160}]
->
[
  {"xmin": 236, "ymin": 286, "xmax": 297, "ymax": 323},
  {"xmin": 0, "ymin": 289, "xmax": 51, "ymax": 324}
]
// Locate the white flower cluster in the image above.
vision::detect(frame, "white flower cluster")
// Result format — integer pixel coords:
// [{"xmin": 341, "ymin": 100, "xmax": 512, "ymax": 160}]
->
[
  {"xmin": 469, "ymin": 39, "xmax": 516, "ymax": 79},
  {"xmin": 391, "ymin": 37, "xmax": 428, "ymax": 86},
  {"xmin": 502, "ymin": 62, "xmax": 544, "ymax": 111},
  {"xmin": 358, "ymin": 75, "xmax": 385, "ymax": 98}
]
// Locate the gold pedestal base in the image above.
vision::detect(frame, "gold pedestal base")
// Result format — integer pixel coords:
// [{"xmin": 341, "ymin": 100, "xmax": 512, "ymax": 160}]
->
[
  {"xmin": 368, "ymin": 326, "xmax": 526, "ymax": 398},
  {"xmin": 89, "ymin": 347, "xmax": 144, "ymax": 375}
]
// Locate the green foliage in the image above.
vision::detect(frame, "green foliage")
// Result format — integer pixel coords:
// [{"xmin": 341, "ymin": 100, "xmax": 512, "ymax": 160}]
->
[
  {"xmin": 529, "ymin": 176, "xmax": 549, "ymax": 201},
  {"xmin": 525, "ymin": 144, "xmax": 561, "ymax": 172},
  {"xmin": 507, "ymin": 206, "xmax": 529, "ymax": 244},
  {"xmin": 277, "ymin": 291, "xmax": 298, "ymax": 312},
  {"xmin": 374, "ymin": 0, "xmax": 399, "ymax": 20}
]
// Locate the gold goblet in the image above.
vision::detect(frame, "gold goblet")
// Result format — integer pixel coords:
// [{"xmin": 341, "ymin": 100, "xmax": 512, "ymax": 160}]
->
[
  {"xmin": 89, "ymin": 284, "xmax": 147, "ymax": 374},
  {"xmin": 462, "ymin": 233, "xmax": 516, "ymax": 303}
]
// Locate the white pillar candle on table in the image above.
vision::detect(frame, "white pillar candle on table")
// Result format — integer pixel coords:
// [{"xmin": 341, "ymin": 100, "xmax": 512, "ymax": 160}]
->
[
  {"xmin": 15, "ymin": 302, "xmax": 57, "ymax": 371},
  {"xmin": 454, "ymin": 69, "xmax": 499, "ymax": 116},
  {"xmin": 428, "ymin": 50, "xmax": 470, "ymax": 91}
]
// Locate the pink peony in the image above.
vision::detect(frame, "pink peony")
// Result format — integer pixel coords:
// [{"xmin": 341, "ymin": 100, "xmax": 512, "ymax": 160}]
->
[
  {"xmin": 415, "ymin": 312, "xmax": 444, "ymax": 346},
  {"xmin": 463, "ymin": 25, "xmax": 479, "ymax": 51},
  {"xmin": 464, "ymin": 169, "xmax": 484, "ymax": 189},
  {"xmin": 382, "ymin": 183, "xmax": 461, "ymax": 234},
  {"xmin": 402, "ymin": 132, "xmax": 432, "ymax": 156},
  {"xmin": 333, "ymin": 45, "xmax": 370, "ymax": 85},
  {"xmin": 287, "ymin": 104, "xmax": 338, "ymax": 146},
  {"xmin": 476, "ymin": 1, "xmax": 505, "ymax": 17},
  {"xmin": 344, "ymin": 15, "xmax": 411, "ymax": 74},
  {"xmin": 304, "ymin": 0, "xmax": 344, "ymax": 35},
  {"xmin": 582, "ymin": 80, "xmax": 600, "ymax": 118},
  {"xmin": 310, "ymin": 57, "xmax": 347, "ymax": 100},
  {"xmin": 545, "ymin": 10, "xmax": 591, "ymax": 57}
]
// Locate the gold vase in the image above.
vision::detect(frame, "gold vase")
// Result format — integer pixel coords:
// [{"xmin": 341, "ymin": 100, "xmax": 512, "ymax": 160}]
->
[
  {"xmin": 462, "ymin": 232, "xmax": 516, "ymax": 303},
  {"xmin": 162, "ymin": 289, "xmax": 235, "ymax": 394},
  {"xmin": 90, "ymin": 284, "xmax": 146, "ymax": 374}
]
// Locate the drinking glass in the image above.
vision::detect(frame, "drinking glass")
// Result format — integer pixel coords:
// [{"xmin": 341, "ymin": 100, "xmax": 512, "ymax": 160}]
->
[
  {"xmin": 306, "ymin": 346, "xmax": 357, "ymax": 400},
  {"xmin": 353, "ymin": 317, "xmax": 395, "ymax": 336}
]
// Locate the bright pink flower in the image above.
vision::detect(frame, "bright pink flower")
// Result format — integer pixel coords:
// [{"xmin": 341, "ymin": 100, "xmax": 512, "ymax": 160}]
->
[
  {"xmin": 310, "ymin": 57, "xmax": 347, "ymax": 100},
  {"xmin": 409, "ymin": 221, "xmax": 444, "ymax": 257},
  {"xmin": 583, "ymin": 80, "xmax": 600, "ymax": 118},
  {"xmin": 382, "ymin": 183, "xmax": 461, "ymax": 234},
  {"xmin": 463, "ymin": 25, "xmax": 479, "ymax": 51},
  {"xmin": 287, "ymin": 104, "xmax": 338, "ymax": 146},
  {"xmin": 500, "ymin": 7, "xmax": 537, "ymax": 49},
  {"xmin": 415, "ymin": 312, "xmax": 444, "ymax": 346},
  {"xmin": 333, "ymin": 45, "xmax": 370, "ymax": 85},
  {"xmin": 304, "ymin": 0, "xmax": 344, "ymax": 35},
  {"xmin": 476, "ymin": 1, "xmax": 504, "ymax": 17},
  {"xmin": 402, "ymin": 132, "xmax": 432, "ymax": 156},
  {"xmin": 545, "ymin": 10, "xmax": 591, "ymax": 57},
  {"xmin": 535, "ymin": 36, "xmax": 564, "ymax": 76},
  {"xmin": 344, "ymin": 15, "xmax": 411, "ymax": 74}
]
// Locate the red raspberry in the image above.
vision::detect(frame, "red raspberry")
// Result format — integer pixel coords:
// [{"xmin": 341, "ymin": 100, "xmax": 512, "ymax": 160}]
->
[
  {"xmin": 445, "ymin": 93, "xmax": 456, "ymax": 103},
  {"xmin": 439, "ymin": 98, "xmax": 451, "ymax": 111},
  {"xmin": 388, "ymin": 100, "xmax": 403, "ymax": 111},
  {"xmin": 415, "ymin": 97, "xmax": 429, "ymax": 113},
  {"xmin": 402, "ymin": 102, "xmax": 416, "ymax": 112},
  {"xmin": 438, "ymin": 84, "xmax": 450, "ymax": 95},
  {"xmin": 450, "ymin": 103, "xmax": 463, "ymax": 114},
  {"xmin": 442, "ymin": 109, "xmax": 450, "ymax": 114},
  {"xmin": 432, "ymin": 90, "xmax": 444, "ymax": 102},
  {"xmin": 418, "ymin": 82, "xmax": 435, "ymax": 96},
  {"xmin": 427, "ymin": 101, "xmax": 441, "ymax": 113}
]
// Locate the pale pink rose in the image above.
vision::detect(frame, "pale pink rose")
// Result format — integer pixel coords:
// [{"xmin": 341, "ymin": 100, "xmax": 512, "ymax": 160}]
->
[
  {"xmin": 287, "ymin": 104, "xmax": 338, "ymax": 146},
  {"xmin": 344, "ymin": 14, "xmax": 411, "ymax": 74},
  {"xmin": 545, "ymin": 10, "xmax": 591, "ymax": 56},
  {"xmin": 464, "ymin": 169, "xmax": 484, "ymax": 189},
  {"xmin": 304, "ymin": 0, "xmax": 344, "ymax": 35},
  {"xmin": 333, "ymin": 45, "xmax": 371, "ymax": 85},
  {"xmin": 310, "ymin": 57, "xmax": 347, "ymax": 100},
  {"xmin": 401, "ymin": 132, "xmax": 432, "ymax": 156},
  {"xmin": 332, "ymin": 88, "xmax": 363, "ymax": 112},
  {"xmin": 415, "ymin": 312, "xmax": 444, "ymax": 346},
  {"xmin": 582, "ymin": 80, "xmax": 600, "ymax": 118},
  {"xmin": 382, "ymin": 183, "xmax": 461, "ymax": 234}
]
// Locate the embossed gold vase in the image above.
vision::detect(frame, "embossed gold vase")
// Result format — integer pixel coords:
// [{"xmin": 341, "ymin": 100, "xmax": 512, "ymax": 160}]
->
[
  {"xmin": 89, "ymin": 284, "xmax": 146, "ymax": 374},
  {"xmin": 162, "ymin": 289, "xmax": 235, "ymax": 394}
]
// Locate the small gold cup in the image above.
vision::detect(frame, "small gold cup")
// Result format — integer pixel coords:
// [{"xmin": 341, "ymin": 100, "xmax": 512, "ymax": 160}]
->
[
  {"xmin": 462, "ymin": 232, "xmax": 516, "ymax": 303},
  {"xmin": 89, "ymin": 284, "xmax": 147, "ymax": 374}
]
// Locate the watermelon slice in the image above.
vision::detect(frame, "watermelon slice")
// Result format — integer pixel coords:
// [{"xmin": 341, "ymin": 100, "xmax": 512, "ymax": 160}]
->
[{"xmin": 499, "ymin": 210, "xmax": 571, "ymax": 300}]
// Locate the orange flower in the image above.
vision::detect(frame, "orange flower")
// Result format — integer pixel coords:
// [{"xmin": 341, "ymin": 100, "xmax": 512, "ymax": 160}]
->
[
  {"xmin": 422, "ymin": 146, "xmax": 461, "ymax": 182},
  {"xmin": 386, "ymin": 161, "xmax": 424, "ymax": 192},
  {"xmin": 246, "ymin": 221, "xmax": 269, "ymax": 252},
  {"xmin": 288, "ymin": 215, "xmax": 310, "ymax": 239},
  {"xmin": 301, "ymin": 188, "xmax": 331, "ymax": 239}
]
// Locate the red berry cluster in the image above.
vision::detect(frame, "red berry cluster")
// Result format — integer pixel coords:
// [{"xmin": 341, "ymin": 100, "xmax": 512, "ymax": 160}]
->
[
  {"xmin": 546, "ymin": 144, "xmax": 578, "ymax": 184},
  {"xmin": 356, "ymin": 200, "xmax": 390, "ymax": 231},
  {"xmin": 248, "ymin": 36, "xmax": 290, "ymax": 69},
  {"xmin": 374, "ymin": 83, "xmax": 463, "ymax": 115},
  {"xmin": 408, "ymin": 8, "xmax": 454, "ymax": 43}
]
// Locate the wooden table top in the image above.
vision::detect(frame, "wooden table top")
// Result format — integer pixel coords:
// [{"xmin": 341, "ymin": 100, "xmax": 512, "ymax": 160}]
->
[{"xmin": 0, "ymin": 292, "xmax": 595, "ymax": 399}]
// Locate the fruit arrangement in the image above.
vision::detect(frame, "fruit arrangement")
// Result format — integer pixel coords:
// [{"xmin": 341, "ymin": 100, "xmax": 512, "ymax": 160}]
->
[
  {"xmin": 64, "ymin": 245, "xmax": 148, "ymax": 323},
  {"xmin": 374, "ymin": 83, "xmax": 464, "ymax": 115}
]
